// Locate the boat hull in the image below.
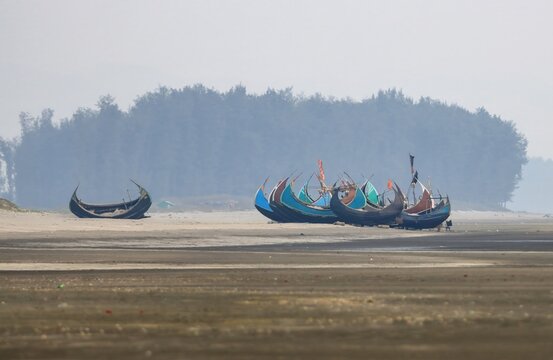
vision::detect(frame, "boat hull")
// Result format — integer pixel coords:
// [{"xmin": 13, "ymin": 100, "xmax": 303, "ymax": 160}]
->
[
  {"xmin": 69, "ymin": 182, "xmax": 152, "ymax": 219},
  {"xmin": 330, "ymin": 184, "xmax": 405, "ymax": 226},
  {"xmin": 397, "ymin": 198, "xmax": 451, "ymax": 229}
]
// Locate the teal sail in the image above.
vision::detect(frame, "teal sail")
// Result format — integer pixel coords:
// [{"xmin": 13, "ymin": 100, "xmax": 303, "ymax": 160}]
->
[
  {"xmin": 363, "ymin": 180, "xmax": 379, "ymax": 206},
  {"xmin": 348, "ymin": 186, "xmax": 367, "ymax": 209},
  {"xmin": 312, "ymin": 192, "xmax": 331, "ymax": 207},
  {"xmin": 297, "ymin": 182, "xmax": 313, "ymax": 203},
  {"xmin": 297, "ymin": 176, "xmax": 331, "ymax": 206}
]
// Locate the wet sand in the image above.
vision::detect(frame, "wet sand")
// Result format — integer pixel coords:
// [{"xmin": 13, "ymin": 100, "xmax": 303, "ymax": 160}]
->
[{"xmin": 1, "ymin": 210, "xmax": 552, "ymax": 359}]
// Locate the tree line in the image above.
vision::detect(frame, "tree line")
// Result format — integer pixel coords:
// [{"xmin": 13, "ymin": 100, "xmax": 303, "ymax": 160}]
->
[{"xmin": 0, "ymin": 85, "xmax": 527, "ymax": 209}]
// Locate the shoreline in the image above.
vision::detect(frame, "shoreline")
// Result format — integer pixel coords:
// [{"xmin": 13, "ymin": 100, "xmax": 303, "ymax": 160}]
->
[{"xmin": 1, "ymin": 209, "xmax": 553, "ymax": 359}]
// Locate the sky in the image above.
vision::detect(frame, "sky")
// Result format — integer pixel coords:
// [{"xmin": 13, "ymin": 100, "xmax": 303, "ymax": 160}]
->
[{"xmin": 1, "ymin": 0, "xmax": 552, "ymax": 159}]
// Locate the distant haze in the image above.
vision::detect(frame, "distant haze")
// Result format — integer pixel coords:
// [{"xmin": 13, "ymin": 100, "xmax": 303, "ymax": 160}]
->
[
  {"xmin": 509, "ymin": 157, "xmax": 553, "ymax": 214},
  {"xmin": 1, "ymin": 0, "xmax": 552, "ymax": 159}
]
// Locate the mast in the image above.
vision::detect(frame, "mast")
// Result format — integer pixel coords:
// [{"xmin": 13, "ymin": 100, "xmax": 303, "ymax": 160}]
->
[{"xmin": 409, "ymin": 153, "xmax": 417, "ymax": 205}]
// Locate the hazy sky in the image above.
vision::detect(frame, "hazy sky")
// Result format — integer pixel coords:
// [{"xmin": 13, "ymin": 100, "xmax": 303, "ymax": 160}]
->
[{"xmin": 1, "ymin": 0, "xmax": 552, "ymax": 158}]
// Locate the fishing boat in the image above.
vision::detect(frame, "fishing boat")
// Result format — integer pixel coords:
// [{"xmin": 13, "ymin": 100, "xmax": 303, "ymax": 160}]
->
[
  {"xmin": 396, "ymin": 196, "xmax": 451, "ymax": 229},
  {"xmin": 274, "ymin": 178, "xmax": 366, "ymax": 223},
  {"xmin": 395, "ymin": 154, "xmax": 451, "ymax": 229},
  {"xmin": 254, "ymin": 178, "xmax": 291, "ymax": 222},
  {"xmin": 266, "ymin": 178, "xmax": 299, "ymax": 222},
  {"xmin": 69, "ymin": 180, "xmax": 152, "ymax": 219},
  {"xmin": 330, "ymin": 183, "xmax": 405, "ymax": 226}
]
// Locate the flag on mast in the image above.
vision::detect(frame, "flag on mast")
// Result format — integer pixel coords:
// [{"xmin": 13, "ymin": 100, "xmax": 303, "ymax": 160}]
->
[
  {"xmin": 410, "ymin": 170, "xmax": 419, "ymax": 185},
  {"xmin": 409, "ymin": 153, "xmax": 415, "ymax": 174}
]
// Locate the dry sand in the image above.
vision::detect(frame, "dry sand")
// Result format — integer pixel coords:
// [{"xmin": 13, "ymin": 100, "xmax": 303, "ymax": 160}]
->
[{"xmin": 0, "ymin": 209, "xmax": 552, "ymax": 359}]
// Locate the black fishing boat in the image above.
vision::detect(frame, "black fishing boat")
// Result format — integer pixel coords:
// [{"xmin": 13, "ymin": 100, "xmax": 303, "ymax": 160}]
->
[
  {"xmin": 395, "ymin": 153, "xmax": 452, "ymax": 229},
  {"xmin": 69, "ymin": 180, "xmax": 152, "ymax": 219},
  {"xmin": 330, "ymin": 183, "xmax": 405, "ymax": 226},
  {"xmin": 396, "ymin": 196, "xmax": 451, "ymax": 229}
]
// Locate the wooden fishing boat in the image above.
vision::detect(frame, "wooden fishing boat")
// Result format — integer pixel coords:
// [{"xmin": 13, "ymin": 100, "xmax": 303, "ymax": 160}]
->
[
  {"xmin": 396, "ymin": 196, "xmax": 451, "ymax": 229},
  {"xmin": 69, "ymin": 180, "xmax": 152, "ymax": 219},
  {"xmin": 254, "ymin": 178, "xmax": 291, "ymax": 222},
  {"xmin": 267, "ymin": 178, "xmax": 298, "ymax": 223},
  {"xmin": 397, "ymin": 154, "xmax": 451, "ymax": 229},
  {"xmin": 276, "ymin": 180, "xmax": 366, "ymax": 223},
  {"xmin": 330, "ymin": 183, "xmax": 405, "ymax": 226},
  {"xmin": 262, "ymin": 177, "xmax": 365, "ymax": 223}
]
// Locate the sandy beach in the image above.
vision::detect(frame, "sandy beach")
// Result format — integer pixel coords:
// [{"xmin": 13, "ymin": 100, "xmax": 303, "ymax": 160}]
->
[{"xmin": 1, "ymin": 210, "xmax": 552, "ymax": 359}]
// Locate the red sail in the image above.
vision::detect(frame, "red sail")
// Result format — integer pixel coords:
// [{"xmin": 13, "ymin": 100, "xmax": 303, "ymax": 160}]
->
[{"xmin": 317, "ymin": 160, "xmax": 325, "ymax": 182}]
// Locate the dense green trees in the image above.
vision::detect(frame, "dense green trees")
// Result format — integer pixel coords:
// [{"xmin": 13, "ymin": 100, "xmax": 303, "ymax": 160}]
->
[{"xmin": 7, "ymin": 85, "xmax": 527, "ymax": 209}]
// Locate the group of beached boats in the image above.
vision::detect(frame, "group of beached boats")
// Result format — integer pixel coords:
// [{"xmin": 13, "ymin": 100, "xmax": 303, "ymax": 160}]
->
[
  {"xmin": 67, "ymin": 155, "xmax": 450, "ymax": 228},
  {"xmin": 254, "ymin": 160, "xmax": 451, "ymax": 230}
]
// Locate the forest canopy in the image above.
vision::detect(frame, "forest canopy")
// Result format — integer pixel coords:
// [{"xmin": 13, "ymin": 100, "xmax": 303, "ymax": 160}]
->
[{"xmin": 1, "ymin": 85, "xmax": 527, "ymax": 209}]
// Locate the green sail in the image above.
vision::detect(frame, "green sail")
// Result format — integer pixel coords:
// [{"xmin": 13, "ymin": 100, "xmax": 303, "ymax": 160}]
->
[{"xmin": 364, "ymin": 181, "xmax": 379, "ymax": 206}]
